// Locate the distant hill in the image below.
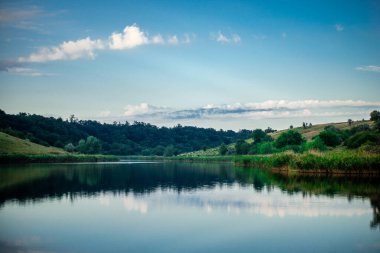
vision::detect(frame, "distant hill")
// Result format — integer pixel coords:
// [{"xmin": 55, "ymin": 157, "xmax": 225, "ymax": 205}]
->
[
  {"xmin": 0, "ymin": 132, "xmax": 67, "ymax": 155},
  {"xmin": 181, "ymin": 120, "xmax": 373, "ymax": 156}
]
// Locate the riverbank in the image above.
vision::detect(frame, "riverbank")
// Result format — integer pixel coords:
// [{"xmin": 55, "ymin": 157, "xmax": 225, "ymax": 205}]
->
[
  {"xmin": 0, "ymin": 154, "xmax": 119, "ymax": 163},
  {"xmin": 234, "ymin": 151, "xmax": 380, "ymax": 174}
]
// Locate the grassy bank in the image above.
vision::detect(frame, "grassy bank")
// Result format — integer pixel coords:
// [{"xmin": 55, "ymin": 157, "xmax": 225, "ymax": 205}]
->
[
  {"xmin": 122, "ymin": 155, "xmax": 234, "ymax": 162},
  {"xmin": 234, "ymin": 151, "xmax": 380, "ymax": 173},
  {"xmin": 0, "ymin": 154, "xmax": 119, "ymax": 163}
]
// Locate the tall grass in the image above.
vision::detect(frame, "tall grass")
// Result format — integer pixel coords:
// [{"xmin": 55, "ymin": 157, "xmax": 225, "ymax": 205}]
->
[{"xmin": 234, "ymin": 151, "xmax": 380, "ymax": 173}]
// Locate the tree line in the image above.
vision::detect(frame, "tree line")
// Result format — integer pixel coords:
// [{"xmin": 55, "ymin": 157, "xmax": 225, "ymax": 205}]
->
[{"xmin": 0, "ymin": 110, "xmax": 252, "ymax": 156}]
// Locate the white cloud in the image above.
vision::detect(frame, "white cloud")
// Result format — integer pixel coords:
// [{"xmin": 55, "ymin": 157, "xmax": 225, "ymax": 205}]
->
[
  {"xmin": 124, "ymin": 103, "xmax": 169, "ymax": 116},
  {"xmin": 355, "ymin": 65, "xmax": 380, "ymax": 73},
  {"xmin": 109, "ymin": 24, "xmax": 149, "ymax": 50},
  {"xmin": 216, "ymin": 32, "xmax": 229, "ymax": 44},
  {"xmin": 168, "ymin": 35, "xmax": 179, "ymax": 45},
  {"xmin": 17, "ymin": 24, "xmax": 193, "ymax": 63},
  {"xmin": 335, "ymin": 24, "xmax": 344, "ymax": 32},
  {"xmin": 282, "ymin": 32, "xmax": 287, "ymax": 38},
  {"xmin": 214, "ymin": 31, "xmax": 241, "ymax": 44},
  {"xmin": 18, "ymin": 37, "xmax": 104, "ymax": 63},
  {"xmin": 5, "ymin": 67, "xmax": 50, "ymax": 76},
  {"xmin": 151, "ymin": 34, "xmax": 165, "ymax": 44}
]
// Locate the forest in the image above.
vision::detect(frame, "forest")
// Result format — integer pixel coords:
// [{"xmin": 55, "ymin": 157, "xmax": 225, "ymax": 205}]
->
[{"xmin": 0, "ymin": 109, "xmax": 252, "ymax": 156}]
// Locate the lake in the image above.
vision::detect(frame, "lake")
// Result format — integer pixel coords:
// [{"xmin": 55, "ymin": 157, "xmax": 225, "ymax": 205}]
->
[{"xmin": 0, "ymin": 161, "xmax": 379, "ymax": 253}]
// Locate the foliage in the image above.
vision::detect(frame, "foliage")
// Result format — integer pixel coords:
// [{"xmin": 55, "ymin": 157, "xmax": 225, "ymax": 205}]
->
[
  {"xmin": 0, "ymin": 110, "xmax": 252, "ymax": 156},
  {"xmin": 318, "ymin": 130, "xmax": 342, "ymax": 147},
  {"xmin": 303, "ymin": 136, "xmax": 327, "ymax": 151},
  {"xmin": 252, "ymin": 129, "xmax": 273, "ymax": 143},
  {"xmin": 235, "ymin": 140, "xmax": 250, "ymax": 155},
  {"xmin": 345, "ymin": 131, "xmax": 380, "ymax": 149},
  {"xmin": 370, "ymin": 110, "xmax": 380, "ymax": 121},
  {"xmin": 275, "ymin": 130, "xmax": 304, "ymax": 148},
  {"xmin": 219, "ymin": 144, "xmax": 228, "ymax": 155},
  {"xmin": 64, "ymin": 143, "xmax": 75, "ymax": 152},
  {"xmin": 77, "ymin": 136, "xmax": 102, "ymax": 154},
  {"xmin": 164, "ymin": 145, "xmax": 178, "ymax": 157},
  {"xmin": 235, "ymin": 151, "xmax": 380, "ymax": 172}
]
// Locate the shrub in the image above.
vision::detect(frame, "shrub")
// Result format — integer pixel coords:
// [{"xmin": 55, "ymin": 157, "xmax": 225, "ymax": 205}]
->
[
  {"xmin": 318, "ymin": 130, "xmax": 342, "ymax": 147},
  {"xmin": 370, "ymin": 110, "xmax": 380, "ymax": 121},
  {"xmin": 275, "ymin": 130, "xmax": 304, "ymax": 148},
  {"xmin": 345, "ymin": 132, "xmax": 380, "ymax": 149},
  {"xmin": 305, "ymin": 136, "xmax": 327, "ymax": 151},
  {"xmin": 252, "ymin": 129, "xmax": 273, "ymax": 143},
  {"xmin": 235, "ymin": 140, "xmax": 250, "ymax": 155},
  {"xmin": 219, "ymin": 144, "xmax": 228, "ymax": 156}
]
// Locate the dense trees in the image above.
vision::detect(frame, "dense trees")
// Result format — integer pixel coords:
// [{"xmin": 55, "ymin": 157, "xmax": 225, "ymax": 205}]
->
[
  {"xmin": 0, "ymin": 110, "xmax": 252, "ymax": 156},
  {"xmin": 275, "ymin": 130, "xmax": 304, "ymax": 148}
]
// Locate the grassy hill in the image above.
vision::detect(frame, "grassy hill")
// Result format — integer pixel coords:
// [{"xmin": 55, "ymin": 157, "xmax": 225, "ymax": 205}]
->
[
  {"xmin": 180, "ymin": 120, "xmax": 373, "ymax": 156},
  {"xmin": 270, "ymin": 120, "xmax": 373, "ymax": 141},
  {"xmin": 0, "ymin": 132, "xmax": 67, "ymax": 155}
]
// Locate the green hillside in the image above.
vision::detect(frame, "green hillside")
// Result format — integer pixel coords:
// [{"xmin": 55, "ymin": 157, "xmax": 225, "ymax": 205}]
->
[
  {"xmin": 180, "ymin": 120, "xmax": 374, "ymax": 156},
  {"xmin": 270, "ymin": 120, "xmax": 373, "ymax": 140},
  {"xmin": 0, "ymin": 132, "xmax": 67, "ymax": 155}
]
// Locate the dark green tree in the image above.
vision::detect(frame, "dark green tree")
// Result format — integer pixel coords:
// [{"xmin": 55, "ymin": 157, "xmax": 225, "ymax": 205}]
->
[
  {"xmin": 219, "ymin": 144, "xmax": 228, "ymax": 156},
  {"xmin": 370, "ymin": 110, "xmax": 380, "ymax": 121},
  {"xmin": 318, "ymin": 130, "xmax": 342, "ymax": 147},
  {"xmin": 235, "ymin": 140, "xmax": 250, "ymax": 155},
  {"xmin": 252, "ymin": 129, "xmax": 273, "ymax": 143},
  {"xmin": 275, "ymin": 130, "xmax": 304, "ymax": 148}
]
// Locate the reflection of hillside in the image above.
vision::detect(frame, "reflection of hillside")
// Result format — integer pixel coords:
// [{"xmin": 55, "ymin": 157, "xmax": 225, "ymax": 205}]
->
[
  {"xmin": 0, "ymin": 162, "xmax": 235, "ymax": 205},
  {"xmin": 1, "ymin": 162, "xmax": 380, "ymax": 226}
]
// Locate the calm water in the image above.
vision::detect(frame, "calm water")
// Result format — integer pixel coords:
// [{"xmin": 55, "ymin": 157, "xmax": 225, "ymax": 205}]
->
[{"xmin": 0, "ymin": 161, "xmax": 379, "ymax": 253}]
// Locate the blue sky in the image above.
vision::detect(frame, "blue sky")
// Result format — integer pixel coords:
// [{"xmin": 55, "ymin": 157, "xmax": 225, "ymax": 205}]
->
[{"xmin": 0, "ymin": 0, "xmax": 379, "ymax": 130}]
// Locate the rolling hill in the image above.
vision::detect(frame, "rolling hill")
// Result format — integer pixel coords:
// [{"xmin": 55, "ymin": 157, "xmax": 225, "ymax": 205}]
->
[{"xmin": 0, "ymin": 132, "xmax": 67, "ymax": 155}]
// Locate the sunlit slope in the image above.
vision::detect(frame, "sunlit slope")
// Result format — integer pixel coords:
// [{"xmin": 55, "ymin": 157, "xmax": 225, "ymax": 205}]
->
[
  {"xmin": 0, "ymin": 132, "xmax": 67, "ymax": 155},
  {"xmin": 181, "ymin": 120, "xmax": 373, "ymax": 156}
]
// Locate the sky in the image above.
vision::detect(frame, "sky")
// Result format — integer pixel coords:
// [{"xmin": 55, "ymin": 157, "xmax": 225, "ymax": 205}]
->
[{"xmin": 0, "ymin": 0, "xmax": 379, "ymax": 130}]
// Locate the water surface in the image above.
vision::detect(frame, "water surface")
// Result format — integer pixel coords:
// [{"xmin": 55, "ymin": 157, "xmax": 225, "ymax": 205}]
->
[{"xmin": 0, "ymin": 162, "xmax": 379, "ymax": 253}]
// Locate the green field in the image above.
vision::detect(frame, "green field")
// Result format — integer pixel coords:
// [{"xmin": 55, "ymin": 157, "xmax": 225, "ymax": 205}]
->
[
  {"xmin": 0, "ymin": 132, "xmax": 118, "ymax": 163},
  {"xmin": 0, "ymin": 132, "xmax": 68, "ymax": 155}
]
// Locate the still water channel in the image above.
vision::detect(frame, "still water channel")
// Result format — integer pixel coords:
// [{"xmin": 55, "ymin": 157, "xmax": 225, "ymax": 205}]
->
[{"xmin": 0, "ymin": 161, "xmax": 379, "ymax": 253}]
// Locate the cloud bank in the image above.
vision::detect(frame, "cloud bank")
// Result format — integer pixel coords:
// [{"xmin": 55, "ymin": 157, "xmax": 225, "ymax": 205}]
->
[{"xmin": 120, "ymin": 100, "xmax": 380, "ymax": 121}]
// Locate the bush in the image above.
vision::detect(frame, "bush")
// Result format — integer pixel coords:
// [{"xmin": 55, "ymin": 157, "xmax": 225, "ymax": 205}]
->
[
  {"xmin": 275, "ymin": 130, "xmax": 304, "ymax": 148},
  {"xmin": 304, "ymin": 137, "xmax": 327, "ymax": 151},
  {"xmin": 370, "ymin": 110, "xmax": 380, "ymax": 121},
  {"xmin": 318, "ymin": 130, "xmax": 342, "ymax": 147},
  {"xmin": 235, "ymin": 140, "xmax": 250, "ymax": 155},
  {"xmin": 219, "ymin": 144, "xmax": 228, "ymax": 156},
  {"xmin": 256, "ymin": 142, "xmax": 275, "ymax": 154},
  {"xmin": 345, "ymin": 132, "xmax": 380, "ymax": 149},
  {"xmin": 252, "ymin": 129, "xmax": 273, "ymax": 143}
]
